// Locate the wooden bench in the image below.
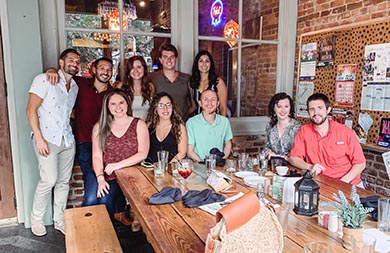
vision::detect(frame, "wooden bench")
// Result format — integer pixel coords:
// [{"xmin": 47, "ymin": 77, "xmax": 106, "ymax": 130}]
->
[{"xmin": 64, "ymin": 204, "xmax": 122, "ymax": 253}]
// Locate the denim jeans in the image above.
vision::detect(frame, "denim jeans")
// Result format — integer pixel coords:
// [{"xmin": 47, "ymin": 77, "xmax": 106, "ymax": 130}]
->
[
  {"xmin": 77, "ymin": 142, "xmax": 92, "ymax": 182},
  {"xmin": 82, "ymin": 172, "xmax": 125, "ymax": 218}
]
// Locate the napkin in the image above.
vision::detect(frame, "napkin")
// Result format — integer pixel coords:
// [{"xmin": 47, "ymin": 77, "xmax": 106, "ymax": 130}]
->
[
  {"xmin": 199, "ymin": 192, "xmax": 244, "ymax": 215},
  {"xmin": 209, "ymin": 148, "xmax": 226, "ymax": 166},
  {"xmin": 360, "ymin": 195, "xmax": 380, "ymax": 221},
  {"xmin": 182, "ymin": 189, "xmax": 226, "ymax": 208},
  {"xmin": 364, "ymin": 228, "xmax": 390, "ymax": 253},
  {"xmin": 149, "ymin": 186, "xmax": 182, "ymax": 205}
]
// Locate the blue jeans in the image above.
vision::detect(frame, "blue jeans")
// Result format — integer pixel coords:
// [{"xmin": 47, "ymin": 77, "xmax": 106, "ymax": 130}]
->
[
  {"xmin": 82, "ymin": 172, "xmax": 125, "ymax": 218},
  {"xmin": 77, "ymin": 142, "xmax": 92, "ymax": 182}
]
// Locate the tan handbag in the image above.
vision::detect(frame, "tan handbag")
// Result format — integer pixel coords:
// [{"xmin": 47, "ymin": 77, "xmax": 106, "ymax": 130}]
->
[{"xmin": 205, "ymin": 192, "xmax": 283, "ymax": 253}]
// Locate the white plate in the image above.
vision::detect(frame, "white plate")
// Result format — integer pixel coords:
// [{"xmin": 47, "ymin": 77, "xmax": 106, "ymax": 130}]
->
[
  {"xmin": 234, "ymin": 171, "xmax": 258, "ymax": 178},
  {"xmin": 243, "ymin": 176, "xmax": 269, "ymax": 188}
]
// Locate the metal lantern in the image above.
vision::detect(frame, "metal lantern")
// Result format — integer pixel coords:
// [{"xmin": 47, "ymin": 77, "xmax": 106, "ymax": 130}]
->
[{"xmin": 293, "ymin": 171, "xmax": 320, "ymax": 216}]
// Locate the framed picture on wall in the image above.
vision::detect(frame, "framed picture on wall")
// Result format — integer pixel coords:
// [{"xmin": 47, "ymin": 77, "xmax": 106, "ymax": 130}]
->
[
  {"xmin": 377, "ymin": 117, "xmax": 390, "ymax": 148},
  {"xmin": 317, "ymin": 35, "xmax": 335, "ymax": 68}
]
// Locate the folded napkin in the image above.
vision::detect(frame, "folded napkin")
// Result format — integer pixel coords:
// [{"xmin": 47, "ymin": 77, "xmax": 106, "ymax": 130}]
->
[
  {"xmin": 182, "ymin": 189, "xmax": 226, "ymax": 208},
  {"xmin": 210, "ymin": 148, "xmax": 226, "ymax": 166},
  {"xmin": 149, "ymin": 186, "xmax": 182, "ymax": 205},
  {"xmin": 360, "ymin": 195, "xmax": 380, "ymax": 221}
]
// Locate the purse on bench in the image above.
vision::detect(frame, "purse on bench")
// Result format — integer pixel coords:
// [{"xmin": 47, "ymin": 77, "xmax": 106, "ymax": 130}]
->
[{"xmin": 205, "ymin": 192, "xmax": 283, "ymax": 253}]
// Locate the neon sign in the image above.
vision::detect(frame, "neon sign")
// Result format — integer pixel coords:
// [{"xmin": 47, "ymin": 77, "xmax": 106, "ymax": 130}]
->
[{"xmin": 210, "ymin": 0, "xmax": 223, "ymax": 27}]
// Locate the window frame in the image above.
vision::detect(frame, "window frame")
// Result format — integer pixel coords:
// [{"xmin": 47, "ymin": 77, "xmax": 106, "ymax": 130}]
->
[{"xmin": 64, "ymin": 0, "xmax": 176, "ymax": 79}]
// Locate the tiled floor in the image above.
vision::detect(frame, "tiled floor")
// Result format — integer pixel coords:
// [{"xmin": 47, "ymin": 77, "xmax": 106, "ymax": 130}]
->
[{"xmin": 0, "ymin": 221, "xmax": 154, "ymax": 253}]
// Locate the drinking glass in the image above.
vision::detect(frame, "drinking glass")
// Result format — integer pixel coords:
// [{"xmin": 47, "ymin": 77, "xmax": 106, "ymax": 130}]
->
[
  {"xmin": 157, "ymin": 150, "xmax": 169, "ymax": 171},
  {"xmin": 170, "ymin": 162, "xmax": 179, "ymax": 177},
  {"xmin": 351, "ymin": 234, "xmax": 376, "ymax": 253},
  {"xmin": 205, "ymin": 154, "xmax": 217, "ymax": 174},
  {"xmin": 153, "ymin": 161, "xmax": 164, "ymax": 177},
  {"xmin": 238, "ymin": 153, "xmax": 249, "ymax": 171},
  {"xmin": 276, "ymin": 206, "xmax": 289, "ymax": 237},
  {"xmin": 177, "ymin": 159, "xmax": 193, "ymax": 183},
  {"xmin": 378, "ymin": 198, "xmax": 390, "ymax": 232},
  {"xmin": 303, "ymin": 242, "xmax": 331, "ymax": 253},
  {"xmin": 258, "ymin": 152, "xmax": 268, "ymax": 176},
  {"xmin": 225, "ymin": 159, "xmax": 237, "ymax": 173}
]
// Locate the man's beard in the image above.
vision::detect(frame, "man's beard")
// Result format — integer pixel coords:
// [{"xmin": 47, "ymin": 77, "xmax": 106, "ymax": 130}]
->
[
  {"xmin": 64, "ymin": 65, "xmax": 79, "ymax": 76},
  {"xmin": 310, "ymin": 115, "xmax": 327, "ymax": 126}
]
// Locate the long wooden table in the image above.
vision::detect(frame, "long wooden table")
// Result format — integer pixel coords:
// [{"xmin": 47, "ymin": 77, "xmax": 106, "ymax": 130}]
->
[{"xmin": 115, "ymin": 164, "xmax": 382, "ymax": 253}]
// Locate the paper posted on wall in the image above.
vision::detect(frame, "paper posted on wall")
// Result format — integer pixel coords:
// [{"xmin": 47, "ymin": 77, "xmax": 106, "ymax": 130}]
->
[
  {"xmin": 354, "ymin": 113, "xmax": 373, "ymax": 144},
  {"xmin": 296, "ymin": 81, "xmax": 314, "ymax": 118},
  {"xmin": 381, "ymin": 151, "xmax": 390, "ymax": 180}
]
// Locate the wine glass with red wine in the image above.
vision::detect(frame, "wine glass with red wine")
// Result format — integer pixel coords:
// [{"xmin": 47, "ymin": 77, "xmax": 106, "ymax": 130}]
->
[{"xmin": 177, "ymin": 159, "xmax": 193, "ymax": 183}]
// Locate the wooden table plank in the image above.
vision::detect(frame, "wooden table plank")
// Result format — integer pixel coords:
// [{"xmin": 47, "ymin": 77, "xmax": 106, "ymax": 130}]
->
[{"xmin": 115, "ymin": 167, "xmax": 204, "ymax": 253}]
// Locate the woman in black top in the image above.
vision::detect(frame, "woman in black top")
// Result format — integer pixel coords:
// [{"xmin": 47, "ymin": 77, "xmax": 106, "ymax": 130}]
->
[
  {"xmin": 190, "ymin": 50, "xmax": 228, "ymax": 116},
  {"xmin": 145, "ymin": 92, "xmax": 187, "ymax": 163}
]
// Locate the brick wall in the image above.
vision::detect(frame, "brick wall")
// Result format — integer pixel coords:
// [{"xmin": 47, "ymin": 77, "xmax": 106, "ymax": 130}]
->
[
  {"xmin": 67, "ymin": 165, "xmax": 84, "ymax": 208},
  {"xmin": 361, "ymin": 146, "xmax": 390, "ymax": 197},
  {"xmin": 297, "ymin": 0, "xmax": 390, "ymax": 35}
]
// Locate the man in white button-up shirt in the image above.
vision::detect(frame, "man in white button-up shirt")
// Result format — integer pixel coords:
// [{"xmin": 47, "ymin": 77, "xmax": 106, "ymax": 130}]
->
[{"xmin": 26, "ymin": 48, "xmax": 80, "ymax": 236}]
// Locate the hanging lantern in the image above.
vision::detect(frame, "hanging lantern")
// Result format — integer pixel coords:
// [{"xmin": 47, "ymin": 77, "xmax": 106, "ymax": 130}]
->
[
  {"xmin": 223, "ymin": 19, "xmax": 239, "ymax": 48},
  {"xmin": 108, "ymin": 9, "xmax": 129, "ymax": 31},
  {"xmin": 293, "ymin": 171, "xmax": 320, "ymax": 216}
]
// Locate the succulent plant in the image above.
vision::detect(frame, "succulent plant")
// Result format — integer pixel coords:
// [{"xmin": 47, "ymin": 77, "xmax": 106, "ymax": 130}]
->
[{"xmin": 322, "ymin": 185, "xmax": 374, "ymax": 229}]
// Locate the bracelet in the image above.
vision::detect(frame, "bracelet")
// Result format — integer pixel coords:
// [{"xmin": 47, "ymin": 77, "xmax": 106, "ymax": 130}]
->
[{"xmin": 96, "ymin": 173, "xmax": 104, "ymax": 178}]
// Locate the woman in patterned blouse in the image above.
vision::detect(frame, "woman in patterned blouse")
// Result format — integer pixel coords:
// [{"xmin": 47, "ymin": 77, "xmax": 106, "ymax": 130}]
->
[{"xmin": 264, "ymin": 92, "xmax": 301, "ymax": 162}]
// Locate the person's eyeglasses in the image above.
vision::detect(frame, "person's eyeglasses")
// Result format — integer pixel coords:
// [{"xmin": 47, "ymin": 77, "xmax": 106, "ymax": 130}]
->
[{"xmin": 157, "ymin": 102, "xmax": 172, "ymax": 109}]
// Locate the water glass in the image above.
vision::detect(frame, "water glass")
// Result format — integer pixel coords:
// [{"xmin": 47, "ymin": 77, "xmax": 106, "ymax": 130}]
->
[
  {"xmin": 378, "ymin": 198, "xmax": 390, "ymax": 232},
  {"xmin": 351, "ymin": 233, "xmax": 376, "ymax": 253},
  {"xmin": 153, "ymin": 161, "xmax": 164, "ymax": 177},
  {"xmin": 157, "ymin": 150, "xmax": 169, "ymax": 171},
  {"xmin": 225, "ymin": 159, "xmax": 237, "ymax": 173},
  {"xmin": 205, "ymin": 154, "xmax": 217, "ymax": 174},
  {"xmin": 238, "ymin": 153, "xmax": 249, "ymax": 171},
  {"xmin": 303, "ymin": 242, "xmax": 331, "ymax": 253},
  {"xmin": 170, "ymin": 162, "xmax": 179, "ymax": 177},
  {"xmin": 276, "ymin": 206, "xmax": 289, "ymax": 237}
]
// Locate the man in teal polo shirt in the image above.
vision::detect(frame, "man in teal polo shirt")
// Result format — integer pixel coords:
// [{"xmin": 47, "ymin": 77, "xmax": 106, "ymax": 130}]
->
[{"xmin": 186, "ymin": 89, "xmax": 232, "ymax": 161}]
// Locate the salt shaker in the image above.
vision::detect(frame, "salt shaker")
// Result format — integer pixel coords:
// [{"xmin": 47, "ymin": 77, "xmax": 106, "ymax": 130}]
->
[{"xmin": 328, "ymin": 211, "xmax": 338, "ymax": 232}]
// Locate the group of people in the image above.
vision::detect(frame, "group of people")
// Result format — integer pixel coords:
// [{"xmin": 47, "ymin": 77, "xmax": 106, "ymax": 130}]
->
[
  {"xmin": 26, "ymin": 44, "xmax": 366, "ymax": 238},
  {"xmin": 26, "ymin": 44, "xmax": 232, "ymax": 236},
  {"xmin": 264, "ymin": 92, "xmax": 366, "ymax": 187}
]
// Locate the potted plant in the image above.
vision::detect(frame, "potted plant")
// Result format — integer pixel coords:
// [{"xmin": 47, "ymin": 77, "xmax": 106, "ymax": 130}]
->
[{"xmin": 322, "ymin": 185, "xmax": 373, "ymax": 250}]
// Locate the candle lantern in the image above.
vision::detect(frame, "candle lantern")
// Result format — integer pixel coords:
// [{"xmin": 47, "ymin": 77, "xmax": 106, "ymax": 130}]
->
[{"xmin": 293, "ymin": 171, "xmax": 319, "ymax": 216}]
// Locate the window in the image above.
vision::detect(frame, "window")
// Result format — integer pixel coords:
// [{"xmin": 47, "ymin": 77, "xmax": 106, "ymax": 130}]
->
[
  {"xmin": 197, "ymin": 0, "xmax": 280, "ymax": 117},
  {"xmin": 63, "ymin": 0, "xmax": 172, "ymax": 81}
]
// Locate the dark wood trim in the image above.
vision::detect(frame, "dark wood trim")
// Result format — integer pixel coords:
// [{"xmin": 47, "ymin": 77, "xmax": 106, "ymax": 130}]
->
[{"xmin": 0, "ymin": 22, "xmax": 17, "ymax": 219}]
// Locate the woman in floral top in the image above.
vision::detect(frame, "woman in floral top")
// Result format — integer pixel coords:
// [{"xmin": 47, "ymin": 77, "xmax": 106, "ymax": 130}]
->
[{"xmin": 264, "ymin": 92, "xmax": 301, "ymax": 162}]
